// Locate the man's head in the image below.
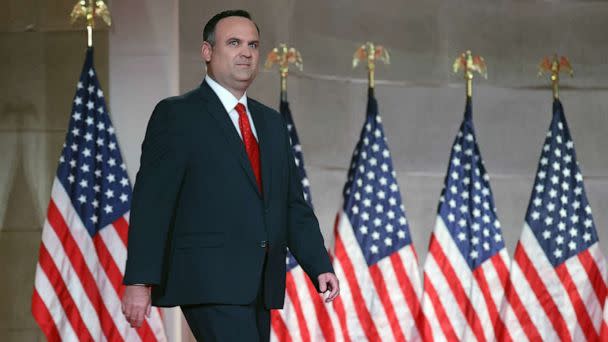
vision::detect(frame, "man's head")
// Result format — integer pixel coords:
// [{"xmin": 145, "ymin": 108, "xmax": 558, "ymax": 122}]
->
[{"xmin": 202, "ymin": 10, "xmax": 260, "ymax": 98}]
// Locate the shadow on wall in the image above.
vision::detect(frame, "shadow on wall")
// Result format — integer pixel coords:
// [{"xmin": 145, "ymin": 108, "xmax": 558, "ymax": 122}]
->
[
  {"xmin": 0, "ymin": 98, "xmax": 54, "ymax": 231},
  {"xmin": 0, "ymin": 98, "xmax": 61, "ymax": 341}
]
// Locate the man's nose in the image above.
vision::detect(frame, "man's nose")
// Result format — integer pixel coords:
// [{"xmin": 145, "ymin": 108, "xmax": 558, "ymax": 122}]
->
[{"xmin": 240, "ymin": 47, "xmax": 252, "ymax": 57}]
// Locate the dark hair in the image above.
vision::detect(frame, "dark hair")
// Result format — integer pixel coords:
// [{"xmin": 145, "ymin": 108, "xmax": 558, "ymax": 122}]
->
[{"xmin": 203, "ymin": 10, "xmax": 260, "ymax": 46}]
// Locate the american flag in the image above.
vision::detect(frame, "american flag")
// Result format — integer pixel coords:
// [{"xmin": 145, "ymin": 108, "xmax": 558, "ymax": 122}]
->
[
  {"xmin": 271, "ymin": 99, "xmax": 336, "ymax": 341},
  {"xmin": 419, "ymin": 98, "xmax": 511, "ymax": 341},
  {"xmin": 502, "ymin": 99, "xmax": 607, "ymax": 341},
  {"xmin": 330, "ymin": 88, "xmax": 423, "ymax": 341},
  {"xmin": 31, "ymin": 48, "xmax": 166, "ymax": 341}
]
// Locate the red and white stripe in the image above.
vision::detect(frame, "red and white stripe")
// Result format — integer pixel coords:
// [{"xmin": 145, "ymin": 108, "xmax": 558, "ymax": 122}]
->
[
  {"xmin": 327, "ymin": 210, "xmax": 423, "ymax": 342},
  {"xmin": 32, "ymin": 180, "xmax": 166, "ymax": 341},
  {"xmin": 420, "ymin": 217, "xmax": 511, "ymax": 342},
  {"xmin": 271, "ymin": 263, "xmax": 340, "ymax": 342},
  {"xmin": 600, "ymin": 297, "xmax": 608, "ymax": 339},
  {"xmin": 502, "ymin": 223, "xmax": 607, "ymax": 341}
]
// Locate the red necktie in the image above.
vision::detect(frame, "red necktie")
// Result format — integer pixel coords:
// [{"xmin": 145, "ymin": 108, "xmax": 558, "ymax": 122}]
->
[{"xmin": 235, "ymin": 103, "xmax": 263, "ymax": 194}]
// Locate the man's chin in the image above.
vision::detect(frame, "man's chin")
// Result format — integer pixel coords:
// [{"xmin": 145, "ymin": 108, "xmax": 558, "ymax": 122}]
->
[{"xmin": 234, "ymin": 73, "xmax": 257, "ymax": 83}]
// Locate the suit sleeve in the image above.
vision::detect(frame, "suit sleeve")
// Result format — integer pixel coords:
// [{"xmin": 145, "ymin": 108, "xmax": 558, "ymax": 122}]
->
[
  {"xmin": 282, "ymin": 119, "xmax": 334, "ymax": 290},
  {"xmin": 123, "ymin": 100, "xmax": 186, "ymax": 286}
]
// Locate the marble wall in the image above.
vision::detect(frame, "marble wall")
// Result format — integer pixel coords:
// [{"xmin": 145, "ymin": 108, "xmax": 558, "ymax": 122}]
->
[{"xmin": 2, "ymin": 1, "xmax": 608, "ymax": 341}]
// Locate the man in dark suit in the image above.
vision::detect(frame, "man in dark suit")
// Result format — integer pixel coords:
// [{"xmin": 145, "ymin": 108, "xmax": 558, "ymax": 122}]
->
[{"xmin": 121, "ymin": 9, "xmax": 339, "ymax": 341}]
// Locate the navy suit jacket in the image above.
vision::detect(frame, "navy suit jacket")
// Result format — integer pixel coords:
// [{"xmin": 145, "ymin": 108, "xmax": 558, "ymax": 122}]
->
[{"xmin": 123, "ymin": 81, "xmax": 333, "ymax": 308}]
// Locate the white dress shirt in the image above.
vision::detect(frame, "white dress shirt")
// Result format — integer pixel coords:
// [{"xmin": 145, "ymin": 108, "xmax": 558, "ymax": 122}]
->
[{"xmin": 205, "ymin": 75, "xmax": 258, "ymax": 141}]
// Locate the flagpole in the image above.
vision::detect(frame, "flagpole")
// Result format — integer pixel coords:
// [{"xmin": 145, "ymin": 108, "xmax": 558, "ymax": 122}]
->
[
  {"xmin": 265, "ymin": 44, "xmax": 303, "ymax": 103},
  {"xmin": 70, "ymin": 0, "xmax": 112, "ymax": 48},
  {"xmin": 87, "ymin": 25, "xmax": 93, "ymax": 47},
  {"xmin": 87, "ymin": 0, "xmax": 94, "ymax": 47},
  {"xmin": 453, "ymin": 50, "xmax": 487, "ymax": 100},
  {"xmin": 538, "ymin": 54, "xmax": 573, "ymax": 100},
  {"xmin": 352, "ymin": 42, "xmax": 390, "ymax": 91}
]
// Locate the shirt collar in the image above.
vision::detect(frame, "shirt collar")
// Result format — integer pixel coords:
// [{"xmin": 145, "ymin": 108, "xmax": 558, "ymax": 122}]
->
[{"xmin": 205, "ymin": 75, "xmax": 248, "ymax": 113}]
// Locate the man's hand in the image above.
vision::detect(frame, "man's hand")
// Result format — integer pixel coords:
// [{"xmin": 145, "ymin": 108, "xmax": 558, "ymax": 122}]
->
[
  {"xmin": 122, "ymin": 285, "xmax": 151, "ymax": 328},
  {"xmin": 317, "ymin": 273, "xmax": 340, "ymax": 303}
]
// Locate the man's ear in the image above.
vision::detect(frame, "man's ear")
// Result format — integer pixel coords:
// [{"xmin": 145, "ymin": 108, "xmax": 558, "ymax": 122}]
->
[{"xmin": 201, "ymin": 42, "xmax": 213, "ymax": 63}]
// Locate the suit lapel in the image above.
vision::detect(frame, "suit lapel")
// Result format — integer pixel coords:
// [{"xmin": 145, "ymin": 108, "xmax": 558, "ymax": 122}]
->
[
  {"xmin": 249, "ymin": 99, "xmax": 272, "ymax": 207},
  {"xmin": 197, "ymin": 82, "xmax": 262, "ymax": 198}
]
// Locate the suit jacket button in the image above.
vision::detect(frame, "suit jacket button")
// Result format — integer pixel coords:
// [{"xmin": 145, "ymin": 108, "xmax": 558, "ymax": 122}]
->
[{"xmin": 260, "ymin": 240, "xmax": 268, "ymax": 248}]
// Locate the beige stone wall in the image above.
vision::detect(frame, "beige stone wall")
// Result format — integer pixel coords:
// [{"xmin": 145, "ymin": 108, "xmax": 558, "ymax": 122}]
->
[
  {"xmin": 0, "ymin": 1, "xmax": 108, "ymax": 340},
  {"xmin": 3, "ymin": 0, "xmax": 608, "ymax": 341}
]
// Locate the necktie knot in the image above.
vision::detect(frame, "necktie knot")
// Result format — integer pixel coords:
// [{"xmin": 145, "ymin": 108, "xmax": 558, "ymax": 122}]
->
[{"xmin": 235, "ymin": 103, "xmax": 247, "ymax": 118}]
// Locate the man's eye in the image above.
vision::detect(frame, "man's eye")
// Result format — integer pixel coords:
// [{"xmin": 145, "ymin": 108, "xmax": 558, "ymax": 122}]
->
[
  {"xmin": 249, "ymin": 43, "xmax": 258, "ymax": 49},
  {"xmin": 229, "ymin": 41, "xmax": 239, "ymax": 46}
]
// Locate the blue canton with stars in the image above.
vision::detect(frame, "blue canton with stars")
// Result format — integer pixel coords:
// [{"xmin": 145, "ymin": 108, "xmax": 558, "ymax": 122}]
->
[
  {"xmin": 342, "ymin": 89, "xmax": 412, "ymax": 266},
  {"xmin": 438, "ymin": 99, "xmax": 505, "ymax": 270},
  {"xmin": 526, "ymin": 100, "xmax": 598, "ymax": 267},
  {"xmin": 56, "ymin": 48, "xmax": 132, "ymax": 237},
  {"xmin": 281, "ymin": 99, "xmax": 315, "ymax": 272}
]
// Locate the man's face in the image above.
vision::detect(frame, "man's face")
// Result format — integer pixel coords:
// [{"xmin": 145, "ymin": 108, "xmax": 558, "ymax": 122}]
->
[{"xmin": 202, "ymin": 16, "xmax": 260, "ymax": 94}]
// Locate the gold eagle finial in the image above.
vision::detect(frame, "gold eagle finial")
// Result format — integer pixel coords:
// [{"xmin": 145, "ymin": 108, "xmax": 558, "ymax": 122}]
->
[
  {"xmin": 70, "ymin": 0, "xmax": 112, "ymax": 27},
  {"xmin": 538, "ymin": 54, "xmax": 573, "ymax": 99},
  {"xmin": 70, "ymin": 0, "xmax": 111, "ymax": 47},
  {"xmin": 453, "ymin": 50, "xmax": 487, "ymax": 98},
  {"xmin": 352, "ymin": 42, "xmax": 390, "ymax": 89},
  {"xmin": 265, "ymin": 44, "xmax": 303, "ymax": 100}
]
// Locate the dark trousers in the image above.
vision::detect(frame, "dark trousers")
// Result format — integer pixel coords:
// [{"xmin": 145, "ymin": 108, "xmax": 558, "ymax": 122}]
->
[
  {"xmin": 181, "ymin": 296, "xmax": 270, "ymax": 342},
  {"xmin": 181, "ymin": 255, "xmax": 270, "ymax": 341}
]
